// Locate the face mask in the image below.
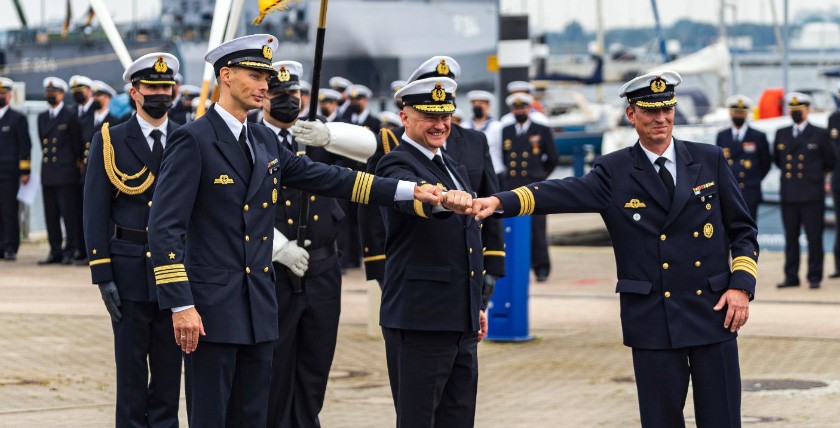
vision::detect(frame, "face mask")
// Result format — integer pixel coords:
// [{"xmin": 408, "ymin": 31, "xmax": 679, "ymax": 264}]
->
[
  {"xmin": 0, "ymin": 98, "xmax": 6, "ymax": 108},
  {"xmin": 269, "ymin": 94, "xmax": 301, "ymax": 123},
  {"xmin": 91, "ymin": 100, "xmax": 102, "ymax": 111},
  {"xmin": 46, "ymin": 95, "xmax": 58, "ymax": 106},
  {"xmin": 731, "ymin": 117, "xmax": 745, "ymax": 128},
  {"xmin": 140, "ymin": 93, "xmax": 172, "ymax": 119},
  {"xmin": 347, "ymin": 103, "xmax": 362, "ymax": 114},
  {"xmin": 72, "ymin": 92, "xmax": 87, "ymax": 104},
  {"xmin": 514, "ymin": 113, "xmax": 529, "ymax": 124},
  {"xmin": 472, "ymin": 105, "xmax": 485, "ymax": 119},
  {"xmin": 791, "ymin": 110, "xmax": 804, "ymax": 124}
]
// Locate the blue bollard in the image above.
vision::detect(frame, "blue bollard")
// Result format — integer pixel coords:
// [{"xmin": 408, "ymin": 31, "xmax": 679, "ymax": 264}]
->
[{"xmin": 486, "ymin": 215, "xmax": 534, "ymax": 342}]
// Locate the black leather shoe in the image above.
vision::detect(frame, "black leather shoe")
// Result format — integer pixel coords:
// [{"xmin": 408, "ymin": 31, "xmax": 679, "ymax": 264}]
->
[
  {"xmin": 3, "ymin": 251, "xmax": 16, "ymax": 261},
  {"xmin": 38, "ymin": 254, "xmax": 62, "ymax": 265},
  {"xmin": 776, "ymin": 281, "xmax": 800, "ymax": 288},
  {"xmin": 535, "ymin": 269, "xmax": 549, "ymax": 282},
  {"xmin": 809, "ymin": 282, "xmax": 821, "ymax": 289},
  {"xmin": 60, "ymin": 255, "xmax": 73, "ymax": 265},
  {"xmin": 829, "ymin": 272, "xmax": 840, "ymax": 279}
]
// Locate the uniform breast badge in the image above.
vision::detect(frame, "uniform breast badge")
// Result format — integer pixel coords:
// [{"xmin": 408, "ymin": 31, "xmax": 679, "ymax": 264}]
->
[
  {"xmin": 623, "ymin": 199, "xmax": 647, "ymax": 209},
  {"xmin": 213, "ymin": 174, "xmax": 235, "ymax": 185},
  {"xmin": 704, "ymin": 223, "xmax": 714, "ymax": 238},
  {"xmin": 272, "ymin": 188, "xmax": 278, "ymax": 204},
  {"xmin": 692, "ymin": 182, "xmax": 715, "ymax": 195}
]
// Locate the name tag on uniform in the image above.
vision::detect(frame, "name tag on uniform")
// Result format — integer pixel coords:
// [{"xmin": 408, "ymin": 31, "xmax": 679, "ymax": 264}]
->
[
  {"xmin": 807, "ymin": 143, "xmax": 818, "ymax": 150},
  {"xmin": 58, "ymin": 124, "xmax": 67, "ymax": 130},
  {"xmin": 1, "ymin": 126, "xmax": 9, "ymax": 132},
  {"xmin": 742, "ymin": 142, "xmax": 756, "ymax": 153},
  {"xmin": 267, "ymin": 158, "xmax": 280, "ymax": 174}
]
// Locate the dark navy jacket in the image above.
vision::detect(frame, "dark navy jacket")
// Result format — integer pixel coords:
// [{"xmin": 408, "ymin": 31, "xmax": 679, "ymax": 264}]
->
[
  {"xmin": 376, "ymin": 142, "xmax": 484, "ymax": 333},
  {"xmin": 715, "ymin": 126, "xmax": 771, "ymax": 203},
  {"xmin": 500, "ymin": 121, "xmax": 558, "ymax": 190},
  {"xmin": 773, "ymin": 123, "xmax": 837, "ymax": 204},
  {"xmin": 361, "ymin": 124, "xmax": 505, "ymax": 282},
  {"xmin": 147, "ymin": 105, "xmax": 399, "ymax": 345},
  {"xmin": 0, "ymin": 108, "xmax": 32, "ymax": 181},
  {"xmin": 495, "ymin": 140, "xmax": 759, "ymax": 350},
  {"xmin": 38, "ymin": 105, "xmax": 84, "ymax": 187},
  {"xmin": 84, "ymin": 116, "xmax": 180, "ymax": 301}
]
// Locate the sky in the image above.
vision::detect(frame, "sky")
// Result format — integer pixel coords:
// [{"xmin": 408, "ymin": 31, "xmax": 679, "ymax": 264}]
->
[{"xmin": 2, "ymin": 0, "xmax": 840, "ymax": 31}]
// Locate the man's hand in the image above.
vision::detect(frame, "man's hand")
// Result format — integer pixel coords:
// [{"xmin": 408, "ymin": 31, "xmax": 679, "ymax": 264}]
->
[
  {"xmin": 482, "ymin": 274, "xmax": 497, "ymax": 304},
  {"xmin": 20, "ymin": 174, "xmax": 29, "ymax": 185},
  {"xmin": 713, "ymin": 289, "xmax": 750, "ymax": 332},
  {"xmin": 478, "ymin": 310, "xmax": 488, "ymax": 342},
  {"xmin": 173, "ymin": 307, "xmax": 205, "ymax": 354},
  {"xmin": 441, "ymin": 190, "xmax": 473, "ymax": 214},
  {"xmin": 290, "ymin": 120, "xmax": 330, "ymax": 147},
  {"xmin": 273, "ymin": 240, "xmax": 310, "ymax": 277},
  {"xmin": 97, "ymin": 281, "xmax": 122, "ymax": 323},
  {"xmin": 414, "ymin": 184, "xmax": 442, "ymax": 206},
  {"xmin": 471, "ymin": 196, "xmax": 502, "ymax": 221}
]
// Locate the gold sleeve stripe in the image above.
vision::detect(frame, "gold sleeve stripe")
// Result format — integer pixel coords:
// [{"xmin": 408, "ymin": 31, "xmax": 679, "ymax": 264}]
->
[
  {"xmin": 155, "ymin": 272, "xmax": 190, "ymax": 280},
  {"xmin": 361, "ymin": 173, "xmax": 374, "ymax": 204},
  {"xmin": 154, "ymin": 264, "xmax": 185, "ymax": 273},
  {"xmin": 351, "ymin": 172, "xmax": 375, "ymax": 204},
  {"xmin": 483, "ymin": 250, "xmax": 506, "ymax": 257},
  {"xmin": 414, "ymin": 199, "xmax": 428, "ymax": 218},
  {"xmin": 351, "ymin": 172, "xmax": 363, "ymax": 203},
  {"xmin": 156, "ymin": 276, "xmax": 190, "ymax": 285},
  {"xmin": 363, "ymin": 254, "xmax": 386, "ymax": 262},
  {"xmin": 89, "ymin": 258, "xmax": 111, "ymax": 266},
  {"xmin": 512, "ymin": 187, "xmax": 535, "ymax": 215},
  {"xmin": 20, "ymin": 160, "xmax": 31, "ymax": 169},
  {"xmin": 731, "ymin": 256, "xmax": 758, "ymax": 278}
]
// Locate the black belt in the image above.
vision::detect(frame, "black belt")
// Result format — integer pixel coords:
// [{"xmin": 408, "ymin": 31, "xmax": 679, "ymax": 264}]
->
[
  {"xmin": 115, "ymin": 225, "xmax": 148, "ymax": 243},
  {"xmin": 308, "ymin": 243, "xmax": 337, "ymax": 262}
]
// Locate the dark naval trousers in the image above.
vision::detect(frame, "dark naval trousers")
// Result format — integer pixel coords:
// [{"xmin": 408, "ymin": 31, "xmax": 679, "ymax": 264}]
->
[{"xmin": 781, "ymin": 200, "xmax": 825, "ymax": 284}]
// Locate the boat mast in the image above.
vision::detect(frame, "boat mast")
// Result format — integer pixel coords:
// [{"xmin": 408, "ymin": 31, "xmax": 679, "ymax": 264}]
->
[
  {"xmin": 11, "ymin": 0, "xmax": 27, "ymax": 27},
  {"xmin": 649, "ymin": 0, "xmax": 669, "ymax": 63},
  {"xmin": 595, "ymin": 0, "xmax": 604, "ymax": 102}
]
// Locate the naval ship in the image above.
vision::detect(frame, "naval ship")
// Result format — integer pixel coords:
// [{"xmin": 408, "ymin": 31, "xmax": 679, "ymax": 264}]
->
[{"xmin": 0, "ymin": 0, "xmax": 498, "ymax": 100}]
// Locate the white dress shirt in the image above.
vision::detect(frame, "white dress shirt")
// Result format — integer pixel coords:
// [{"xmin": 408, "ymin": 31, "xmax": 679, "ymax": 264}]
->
[
  {"xmin": 135, "ymin": 115, "xmax": 169, "ymax": 150},
  {"xmin": 640, "ymin": 138, "xmax": 677, "ymax": 186}
]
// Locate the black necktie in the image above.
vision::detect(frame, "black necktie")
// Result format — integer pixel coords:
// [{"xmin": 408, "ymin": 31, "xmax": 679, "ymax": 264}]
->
[
  {"xmin": 239, "ymin": 127, "xmax": 254, "ymax": 170},
  {"xmin": 150, "ymin": 129, "xmax": 164, "ymax": 168},
  {"xmin": 279, "ymin": 129, "xmax": 296, "ymax": 152},
  {"xmin": 654, "ymin": 157, "xmax": 675, "ymax": 200},
  {"xmin": 432, "ymin": 155, "xmax": 449, "ymax": 176}
]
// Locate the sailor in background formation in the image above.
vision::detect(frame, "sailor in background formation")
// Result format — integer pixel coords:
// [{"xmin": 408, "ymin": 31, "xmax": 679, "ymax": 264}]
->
[
  {"xmin": 316, "ymin": 88, "xmax": 342, "ymax": 122},
  {"xmin": 0, "ymin": 77, "xmax": 31, "ymax": 261},
  {"xmin": 463, "ymin": 90, "xmax": 505, "ymax": 179},
  {"xmin": 83, "ymin": 52, "xmax": 184, "ymax": 427},
  {"xmin": 501, "ymin": 92, "xmax": 559, "ymax": 281},
  {"xmin": 38, "ymin": 76, "xmax": 84, "ymax": 265},
  {"xmin": 714, "ymin": 95, "xmax": 771, "ymax": 221},
  {"xmin": 260, "ymin": 59, "xmax": 379, "ymax": 428},
  {"xmin": 774, "ymin": 92, "xmax": 837, "ymax": 289},
  {"xmin": 829, "ymin": 83, "xmax": 840, "ymax": 279},
  {"xmin": 329, "ymin": 75, "xmax": 353, "ymax": 117},
  {"xmin": 499, "ymin": 80, "xmax": 549, "ymax": 127},
  {"xmin": 146, "ymin": 34, "xmax": 442, "ymax": 426},
  {"xmin": 298, "ymin": 79, "xmax": 312, "ymax": 118}
]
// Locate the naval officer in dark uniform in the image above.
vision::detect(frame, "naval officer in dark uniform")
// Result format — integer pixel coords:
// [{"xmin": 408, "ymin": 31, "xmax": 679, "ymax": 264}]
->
[
  {"xmin": 38, "ymin": 77, "xmax": 84, "ymax": 265},
  {"xmin": 773, "ymin": 92, "xmax": 837, "ymax": 289},
  {"xmin": 261, "ymin": 60, "xmax": 377, "ymax": 428},
  {"xmin": 147, "ymin": 34, "xmax": 444, "ymax": 427},
  {"xmin": 0, "ymin": 77, "xmax": 31, "ymax": 261},
  {"xmin": 83, "ymin": 52, "xmax": 183, "ymax": 428},
  {"xmin": 471, "ymin": 71, "xmax": 758, "ymax": 428},
  {"xmin": 827, "ymin": 85, "xmax": 840, "ymax": 278},
  {"xmin": 500, "ymin": 92, "xmax": 558, "ymax": 281},
  {"xmin": 377, "ymin": 76, "xmax": 486, "ymax": 428},
  {"xmin": 715, "ymin": 95, "xmax": 771, "ymax": 221}
]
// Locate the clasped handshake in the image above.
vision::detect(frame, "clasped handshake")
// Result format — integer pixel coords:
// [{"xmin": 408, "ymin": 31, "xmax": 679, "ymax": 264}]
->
[{"xmin": 412, "ymin": 185, "xmax": 502, "ymax": 220}]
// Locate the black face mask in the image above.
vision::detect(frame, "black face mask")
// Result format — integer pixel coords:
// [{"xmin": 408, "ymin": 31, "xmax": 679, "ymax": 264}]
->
[
  {"xmin": 46, "ymin": 95, "xmax": 58, "ymax": 106},
  {"xmin": 319, "ymin": 107, "xmax": 332, "ymax": 117},
  {"xmin": 140, "ymin": 93, "xmax": 172, "ymax": 119},
  {"xmin": 91, "ymin": 100, "xmax": 102, "ymax": 111},
  {"xmin": 72, "ymin": 92, "xmax": 87, "ymax": 105},
  {"xmin": 472, "ymin": 105, "xmax": 485, "ymax": 119},
  {"xmin": 791, "ymin": 110, "xmax": 804, "ymax": 124},
  {"xmin": 347, "ymin": 103, "xmax": 362, "ymax": 114},
  {"xmin": 269, "ymin": 94, "xmax": 301, "ymax": 123},
  {"xmin": 731, "ymin": 117, "xmax": 745, "ymax": 128},
  {"xmin": 514, "ymin": 113, "xmax": 529, "ymax": 124},
  {"xmin": 0, "ymin": 98, "xmax": 6, "ymax": 108}
]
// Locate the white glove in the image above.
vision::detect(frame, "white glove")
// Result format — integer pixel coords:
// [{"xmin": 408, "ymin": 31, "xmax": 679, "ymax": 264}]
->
[
  {"xmin": 291, "ymin": 120, "xmax": 330, "ymax": 147},
  {"xmin": 272, "ymin": 228, "xmax": 310, "ymax": 277}
]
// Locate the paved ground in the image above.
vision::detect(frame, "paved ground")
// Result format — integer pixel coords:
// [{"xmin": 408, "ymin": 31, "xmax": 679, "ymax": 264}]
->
[{"xmin": 2, "ymin": 220, "xmax": 840, "ymax": 427}]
